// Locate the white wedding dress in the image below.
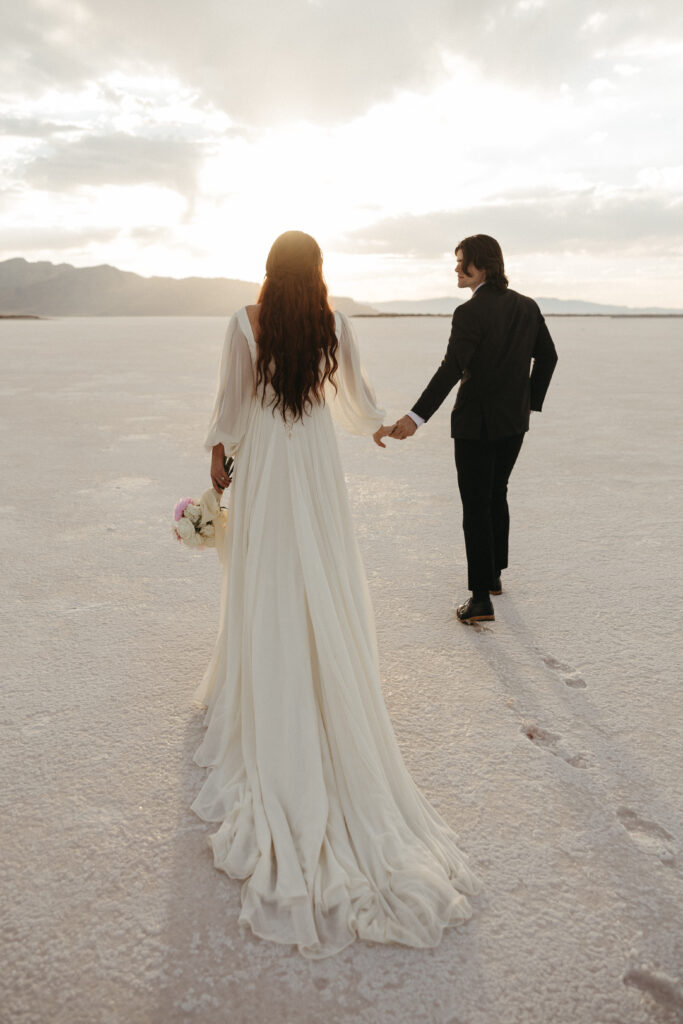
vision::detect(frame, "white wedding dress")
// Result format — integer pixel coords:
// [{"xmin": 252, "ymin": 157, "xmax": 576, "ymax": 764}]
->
[{"xmin": 191, "ymin": 307, "xmax": 481, "ymax": 958}]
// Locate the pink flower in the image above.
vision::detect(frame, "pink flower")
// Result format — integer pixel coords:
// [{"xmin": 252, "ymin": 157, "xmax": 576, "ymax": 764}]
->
[{"xmin": 174, "ymin": 497, "xmax": 194, "ymax": 521}]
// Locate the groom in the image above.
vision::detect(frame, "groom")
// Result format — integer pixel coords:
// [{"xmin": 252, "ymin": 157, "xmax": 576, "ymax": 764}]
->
[{"xmin": 375, "ymin": 234, "xmax": 558, "ymax": 623}]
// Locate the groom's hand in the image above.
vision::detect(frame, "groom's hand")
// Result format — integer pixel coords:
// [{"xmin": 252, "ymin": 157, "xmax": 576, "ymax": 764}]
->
[{"xmin": 390, "ymin": 415, "xmax": 418, "ymax": 440}]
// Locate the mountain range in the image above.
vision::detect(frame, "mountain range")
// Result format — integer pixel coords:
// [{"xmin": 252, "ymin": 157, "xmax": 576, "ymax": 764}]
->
[
  {"xmin": 372, "ymin": 296, "xmax": 683, "ymax": 316},
  {"xmin": 0, "ymin": 259, "xmax": 680, "ymax": 317},
  {"xmin": 0, "ymin": 259, "xmax": 374, "ymax": 317}
]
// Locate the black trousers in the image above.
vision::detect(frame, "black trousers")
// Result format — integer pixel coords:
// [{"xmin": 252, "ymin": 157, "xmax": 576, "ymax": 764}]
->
[{"xmin": 454, "ymin": 430, "xmax": 525, "ymax": 593}]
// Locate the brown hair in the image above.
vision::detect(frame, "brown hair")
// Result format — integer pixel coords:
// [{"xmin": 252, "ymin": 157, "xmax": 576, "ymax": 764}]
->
[
  {"xmin": 255, "ymin": 231, "xmax": 338, "ymax": 422},
  {"xmin": 456, "ymin": 234, "xmax": 509, "ymax": 290}
]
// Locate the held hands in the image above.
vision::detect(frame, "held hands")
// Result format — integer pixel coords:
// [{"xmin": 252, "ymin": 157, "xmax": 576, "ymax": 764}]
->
[
  {"xmin": 373, "ymin": 414, "xmax": 418, "ymax": 448},
  {"xmin": 391, "ymin": 415, "xmax": 418, "ymax": 440}
]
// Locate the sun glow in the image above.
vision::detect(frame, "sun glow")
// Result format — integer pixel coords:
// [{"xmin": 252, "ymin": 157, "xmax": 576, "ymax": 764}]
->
[{"xmin": 2, "ymin": 51, "xmax": 683, "ymax": 305}]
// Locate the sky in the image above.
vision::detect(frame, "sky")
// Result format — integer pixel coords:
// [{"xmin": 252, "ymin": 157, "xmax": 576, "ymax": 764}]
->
[{"xmin": 1, "ymin": 0, "xmax": 682, "ymax": 306}]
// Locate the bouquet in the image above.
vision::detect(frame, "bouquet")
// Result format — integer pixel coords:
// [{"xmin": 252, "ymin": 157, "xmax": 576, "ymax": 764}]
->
[
  {"xmin": 172, "ymin": 491, "xmax": 222, "ymax": 548},
  {"xmin": 172, "ymin": 489, "xmax": 227, "ymax": 549},
  {"xmin": 172, "ymin": 456, "xmax": 233, "ymax": 553}
]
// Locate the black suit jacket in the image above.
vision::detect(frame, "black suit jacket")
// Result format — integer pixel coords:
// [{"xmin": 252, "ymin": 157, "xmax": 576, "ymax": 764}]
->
[{"xmin": 412, "ymin": 284, "xmax": 558, "ymax": 440}]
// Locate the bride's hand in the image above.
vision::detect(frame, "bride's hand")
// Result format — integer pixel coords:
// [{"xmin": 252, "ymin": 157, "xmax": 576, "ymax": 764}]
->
[
  {"xmin": 373, "ymin": 424, "xmax": 395, "ymax": 448},
  {"xmin": 210, "ymin": 445, "xmax": 231, "ymax": 492}
]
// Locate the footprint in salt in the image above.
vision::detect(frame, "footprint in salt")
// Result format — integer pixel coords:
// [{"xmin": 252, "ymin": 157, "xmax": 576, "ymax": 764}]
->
[
  {"xmin": 542, "ymin": 654, "xmax": 587, "ymax": 689},
  {"xmin": 616, "ymin": 807, "xmax": 677, "ymax": 868},
  {"xmin": 522, "ymin": 721, "xmax": 594, "ymax": 769},
  {"xmin": 623, "ymin": 964, "xmax": 683, "ymax": 1017}
]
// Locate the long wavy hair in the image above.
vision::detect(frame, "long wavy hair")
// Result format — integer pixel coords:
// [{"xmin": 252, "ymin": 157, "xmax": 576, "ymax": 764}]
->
[
  {"xmin": 456, "ymin": 234, "xmax": 509, "ymax": 290},
  {"xmin": 255, "ymin": 231, "xmax": 338, "ymax": 422}
]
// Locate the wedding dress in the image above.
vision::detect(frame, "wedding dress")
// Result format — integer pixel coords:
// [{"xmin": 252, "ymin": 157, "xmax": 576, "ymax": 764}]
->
[{"xmin": 191, "ymin": 307, "xmax": 481, "ymax": 958}]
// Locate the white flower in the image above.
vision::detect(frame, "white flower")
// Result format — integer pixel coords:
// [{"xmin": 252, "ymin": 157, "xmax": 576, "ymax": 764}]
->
[
  {"xmin": 199, "ymin": 523, "xmax": 215, "ymax": 540},
  {"xmin": 185, "ymin": 530, "xmax": 205, "ymax": 548},
  {"xmin": 175, "ymin": 517, "xmax": 196, "ymax": 542},
  {"xmin": 184, "ymin": 502, "xmax": 202, "ymax": 525}
]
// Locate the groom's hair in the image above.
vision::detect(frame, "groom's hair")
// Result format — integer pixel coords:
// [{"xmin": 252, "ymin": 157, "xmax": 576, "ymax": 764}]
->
[{"xmin": 456, "ymin": 235, "xmax": 509, "ymax": 290}]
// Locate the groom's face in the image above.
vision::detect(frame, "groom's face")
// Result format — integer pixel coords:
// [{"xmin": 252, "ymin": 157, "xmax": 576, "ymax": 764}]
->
[{"xmin": 455, "ymin": 249, "xmax": 487, "ymax": 290}]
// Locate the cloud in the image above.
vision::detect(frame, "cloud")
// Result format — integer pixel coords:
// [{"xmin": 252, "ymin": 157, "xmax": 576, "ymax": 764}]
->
[
  {"xmin": 2, "ymin": 0, "xmax": 682, "ymax": 123},
  {"xmin": 338, "ymin": 188, "xmax": 683, "ymax": 258},
  {"xmin": 0, "ymin": 115, "xmax": 80, "ymax": 138},
  {"xmin": 0, "ymin": 225, "xmax": 121, "ymax": 255},
  {"xmin": 22, "ymin": 133, "xmax": 202, "ymax": 197},
  {"xmin": 1, "ymin": 0, "xmax": 681, "ymax": 306}
]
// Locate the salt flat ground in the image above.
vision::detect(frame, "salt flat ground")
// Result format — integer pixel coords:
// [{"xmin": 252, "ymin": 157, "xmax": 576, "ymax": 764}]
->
[{"xmin": 1, "ymin": 314, "xmax": 682, "ymax": 1024}]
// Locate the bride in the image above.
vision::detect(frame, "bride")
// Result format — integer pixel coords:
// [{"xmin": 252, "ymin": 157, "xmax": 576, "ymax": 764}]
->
[{"xmin": 191, "ymin": 230, "xmax": 481, "ymax": 958}]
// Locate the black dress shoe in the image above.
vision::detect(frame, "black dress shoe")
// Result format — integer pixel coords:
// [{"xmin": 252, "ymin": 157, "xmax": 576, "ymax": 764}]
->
[
  {"xmin": 490, "ymin": 577, "xmax": 502, "ymax": 595},
  {"xmin": 456, "ymin": 596, "xmax": 495, "ymax": 623}
]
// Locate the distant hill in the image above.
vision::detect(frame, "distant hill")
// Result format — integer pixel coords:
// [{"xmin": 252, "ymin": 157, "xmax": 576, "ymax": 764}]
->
[
  {"xmin": 371, "ymin": 295, "xmax": 683, "ymax": 316},
  {"xmin": 0, "ymin": 258, "xmax": 375, "ymax": 317},
  {"xmin": 372, "ymin": 297, "xmax": 464, "ymax": 315},
  {"xmin": 534, "ymin": 297, "xmax": 683, "ymax": 315},
  {"xmin": 2, "ymin": 259, "xmax": 680, "ymax": 317}
]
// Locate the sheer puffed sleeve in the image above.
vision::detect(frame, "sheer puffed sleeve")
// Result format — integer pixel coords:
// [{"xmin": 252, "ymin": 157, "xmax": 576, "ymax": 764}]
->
[
  {"xmin": 204, "ymin": 314, "xmax": 255, "ymax": 455},
  {"xmin": 328, "ymin": 312, "xmax": 385, "ymax": 435}
]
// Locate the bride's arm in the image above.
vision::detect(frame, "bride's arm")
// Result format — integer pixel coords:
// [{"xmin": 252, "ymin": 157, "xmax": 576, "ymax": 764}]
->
[
  {"xmin": 329, "ymin": 312, "xmax": 386, "ymax": 436},
  {"xmin": 205, "ymin": 315, "xmax": 254, "ymax": 464}
]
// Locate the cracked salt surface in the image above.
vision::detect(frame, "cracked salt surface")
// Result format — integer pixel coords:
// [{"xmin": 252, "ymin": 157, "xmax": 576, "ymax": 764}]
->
[{"xmin": 1, "ymin": 314, "xmax": 682, "ymax": 1024}]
